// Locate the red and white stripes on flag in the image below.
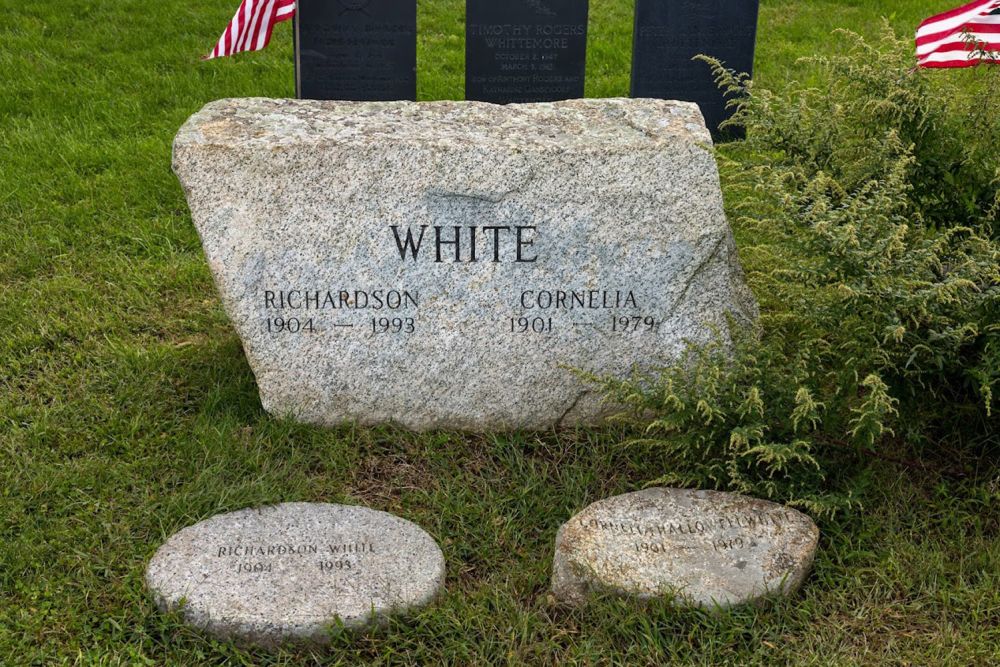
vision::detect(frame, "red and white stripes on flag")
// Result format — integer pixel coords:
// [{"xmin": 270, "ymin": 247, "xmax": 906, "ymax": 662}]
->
[
  {"xmin": 205, "ymin": 0, "xmax": 296, "ymax": 60},
  {"xmin": 917, "ymin": 0, "xmax": 1000, "ymax": 68}
]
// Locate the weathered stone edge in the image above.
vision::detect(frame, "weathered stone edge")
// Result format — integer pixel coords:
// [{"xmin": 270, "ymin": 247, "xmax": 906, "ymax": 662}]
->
[{"xmin": 171, "ymin": 97, "xmax": 715, "ymax": 154}]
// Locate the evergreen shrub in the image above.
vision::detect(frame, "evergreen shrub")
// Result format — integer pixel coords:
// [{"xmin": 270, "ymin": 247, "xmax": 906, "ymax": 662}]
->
[{"xmin": 600, "ymin": 27, "xmax": 1000, "ymax": 514}]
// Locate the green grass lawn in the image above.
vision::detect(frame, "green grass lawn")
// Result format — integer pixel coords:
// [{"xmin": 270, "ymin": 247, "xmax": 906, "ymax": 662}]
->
[{"xmin": 3, "ymin": 0, "xmax": 1000, "ymax": 664}]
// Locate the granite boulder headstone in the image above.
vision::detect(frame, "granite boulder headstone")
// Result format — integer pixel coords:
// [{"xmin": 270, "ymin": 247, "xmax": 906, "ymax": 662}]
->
[{"xmin": 172, "ymin": 97, "xmax": 757, "ymax": 432}]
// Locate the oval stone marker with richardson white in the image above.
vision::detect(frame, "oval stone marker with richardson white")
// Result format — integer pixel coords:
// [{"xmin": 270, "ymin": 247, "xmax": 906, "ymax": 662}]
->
[
  {"xmin": 551, "ymin": 488, "xmax": 819, "ymax": 608},
  {"xmin": 146, "ymin": 503, "xmax": 445, "ymax": 646}
]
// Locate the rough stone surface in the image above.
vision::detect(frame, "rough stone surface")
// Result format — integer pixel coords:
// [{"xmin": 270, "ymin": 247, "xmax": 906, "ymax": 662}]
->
[
  {"xmin": 173, "ymin": 97, "xmax": 757, "ymax": 431},
  {"xmin": 551, "ymin": 488, "xmax": 818, "ymax": 608},
  {"xmin": 146, "ymin": 503, "xmax": 445, "ymax": 646}
]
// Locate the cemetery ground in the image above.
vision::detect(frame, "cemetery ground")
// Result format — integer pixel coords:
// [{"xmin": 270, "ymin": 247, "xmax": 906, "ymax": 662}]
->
[{"xmin": 2, "ymin": 0, "xmax": 999, "ymax": 664}]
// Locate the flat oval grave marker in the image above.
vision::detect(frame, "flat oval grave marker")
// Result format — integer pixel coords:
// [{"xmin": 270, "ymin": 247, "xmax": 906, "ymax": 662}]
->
[
  {"xmin": 551, "ymin": 488, "xmax": 818, "ymax": 608},
  {"xmin": 146, "ymin": 503, "xmax": 445, "ymax": 646}
]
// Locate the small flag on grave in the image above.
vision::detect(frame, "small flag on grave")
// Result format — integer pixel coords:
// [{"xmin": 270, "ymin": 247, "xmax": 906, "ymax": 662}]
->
[
  {"xmin": 205, "ymin": 0, "xmax": 296, "ymax": 60},
  {"xmin": 916, "ymin": 0, "xmax": 1000, "ymax": 68}
]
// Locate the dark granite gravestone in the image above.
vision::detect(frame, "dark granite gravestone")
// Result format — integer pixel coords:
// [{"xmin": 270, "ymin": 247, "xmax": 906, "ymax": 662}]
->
[
  {"xmin": 631, "ymin": 0, "xmax": 759, "ymax": 137},
  {"xmin": 295, "ymin": 0, "xmax": 416, "ymax": 101},
  {"xmin": 466, "ymin": 0, "xmax": 589, "ymax": 104}
]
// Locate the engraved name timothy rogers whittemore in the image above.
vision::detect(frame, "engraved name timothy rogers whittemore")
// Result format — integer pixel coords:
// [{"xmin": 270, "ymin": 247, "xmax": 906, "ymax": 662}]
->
[{"xmin": 173, "ymin": 97, "xmax": 756, "ymax": 431}]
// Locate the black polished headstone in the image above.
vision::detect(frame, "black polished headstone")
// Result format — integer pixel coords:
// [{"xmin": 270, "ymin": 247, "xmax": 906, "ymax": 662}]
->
[
  {"xmin": 295, "ymin": 0, "xmax": 416, "ymax": 101},
  {"xmin": 631, "ymin": 0, "xmax": 759, "ymax": 137},
  {"xmin": 466, "ymin": 0, "xmax": 589, "ymax": 104}
]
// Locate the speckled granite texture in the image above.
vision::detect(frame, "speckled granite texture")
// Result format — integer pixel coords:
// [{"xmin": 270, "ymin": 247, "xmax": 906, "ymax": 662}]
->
[
  {"xmin": 146, "ymin": 503, "xmax": 445, "ymax": 646},
  {"xmin": 551, "ymin": 488, "xmax": 818, "ymax": 608},
  {"xmin": 173, "ymin": 98, "xmax": 757, "ymax": 431}
]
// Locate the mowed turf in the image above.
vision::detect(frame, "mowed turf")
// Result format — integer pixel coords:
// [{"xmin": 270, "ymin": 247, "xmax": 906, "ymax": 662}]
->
[{"xmin": 3, "ymin": 1, "xmax": 1000, "ymax": 664}]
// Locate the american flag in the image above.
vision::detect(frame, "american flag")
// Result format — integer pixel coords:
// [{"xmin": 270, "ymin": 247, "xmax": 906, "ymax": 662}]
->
[
  {"xmin": 917, "ymin": 0, "xmax": 1000, "ymax": 68},
  {"xmin": 205, "ymin": 0, "xmax": 296, "ymax": 60}
]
